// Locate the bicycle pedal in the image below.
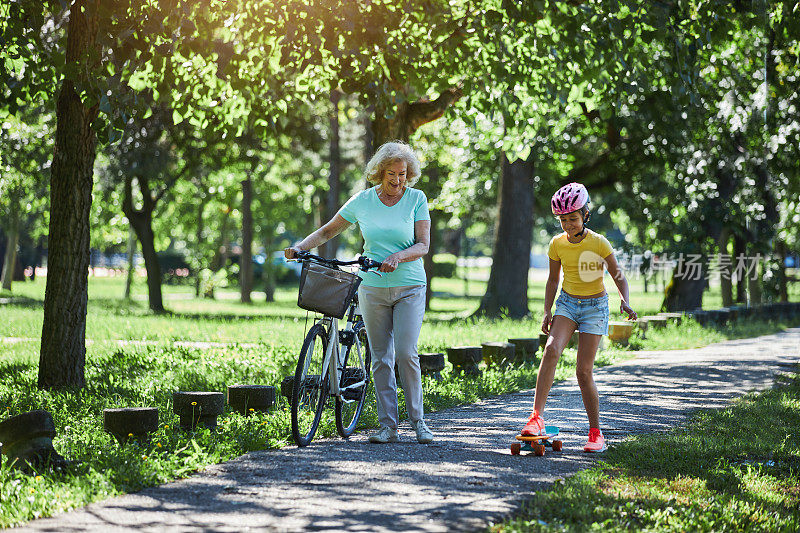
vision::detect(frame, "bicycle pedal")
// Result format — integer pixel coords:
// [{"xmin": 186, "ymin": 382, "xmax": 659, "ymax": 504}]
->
[
  {"xmin": 342, "ymin": 387, "xmax": 364, "ymax": 401},
  {"xmin": 341, "ymin": 368, "xmax": 366, "ymax": 385}
]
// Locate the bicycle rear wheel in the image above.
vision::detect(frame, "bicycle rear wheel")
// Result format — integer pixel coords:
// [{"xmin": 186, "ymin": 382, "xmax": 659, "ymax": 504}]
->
[
  {"xmin": 291, "ymin": 323, "xmax": 329, "ymax": 447},
  {"xmin": 335, "ymin": 322, "xmax": 371, "ymax": 438}
]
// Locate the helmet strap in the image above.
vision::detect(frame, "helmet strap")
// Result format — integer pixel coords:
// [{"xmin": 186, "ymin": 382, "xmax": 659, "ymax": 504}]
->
[{"xmin": 576, "ymin": 208, "xmax": 589, "ymax": 236}]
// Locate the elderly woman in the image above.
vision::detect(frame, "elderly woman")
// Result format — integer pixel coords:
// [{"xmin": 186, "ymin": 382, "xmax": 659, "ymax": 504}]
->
[{"xmin": 285, "ymin": 141, "xmax": 433, "ymax": 444}]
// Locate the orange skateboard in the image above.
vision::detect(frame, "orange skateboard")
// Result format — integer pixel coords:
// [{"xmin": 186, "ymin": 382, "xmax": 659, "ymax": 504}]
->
[{"xmin": 511, "ymin": 426, "xmax": 562, "ymax": 456}]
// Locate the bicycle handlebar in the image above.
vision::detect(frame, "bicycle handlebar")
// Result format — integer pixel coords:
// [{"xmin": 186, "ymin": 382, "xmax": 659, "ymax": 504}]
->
[{"xmin": 294, "ymin": 251, "xmax": 383, "ymax": 272}]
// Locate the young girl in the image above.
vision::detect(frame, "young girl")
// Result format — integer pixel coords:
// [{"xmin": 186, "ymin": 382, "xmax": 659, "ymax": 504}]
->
[{"xmin": 521, "ymin": 182, "xmax": 637, "ymax": 452}]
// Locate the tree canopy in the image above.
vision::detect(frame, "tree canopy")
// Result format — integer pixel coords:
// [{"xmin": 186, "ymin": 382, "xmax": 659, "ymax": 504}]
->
[{"xmin": 1, "ymin": 0, "xmax": 798, "ymax": 386}]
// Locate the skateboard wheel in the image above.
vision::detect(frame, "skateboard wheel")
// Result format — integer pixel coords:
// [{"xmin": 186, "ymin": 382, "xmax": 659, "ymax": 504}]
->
[
  {"xmin": 510, "ymin": 442, "xmax": 521, "ymax": 455},
  {"xmin": 552, "ymin": 440, "xmax": 563, "ymax": 452},
  {"xmin": 533, "ymin": 443, "xmax": 546, "ymax": 456}
]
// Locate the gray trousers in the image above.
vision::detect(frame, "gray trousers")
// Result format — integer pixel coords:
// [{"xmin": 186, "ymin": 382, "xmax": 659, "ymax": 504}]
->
[{"xmin": 358, "ymin": 284, "xmax": 426, "ymax": 429}]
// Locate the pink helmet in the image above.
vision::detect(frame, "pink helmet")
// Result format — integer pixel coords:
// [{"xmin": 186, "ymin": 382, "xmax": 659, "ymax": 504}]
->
[{"xmin": 551, "ymin": 182, "xmax": 590, "ymax": 215}]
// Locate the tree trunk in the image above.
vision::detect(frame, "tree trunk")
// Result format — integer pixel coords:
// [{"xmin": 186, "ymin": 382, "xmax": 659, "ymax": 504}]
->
[
  {"xmin": 423, "ymin": 210, "xmax": 440, "ymax": 310},
  {"xmin": 13, "ymin": 253, "xmax": 24, "ymax": 281},
  {"xmin": 240, "ymin": 174, "xmax": 254, "ymax": 303},
  {"xmin": 461, "ymin": 218, "xmax": 471, "ymax": 298},
  {"xmin": 122, "ymin": 176, "xmax": 164, "ymax": 313},
  {"xmin": 742, "ymin": 26, "xmax": 777, "ymax": 307},
  {"xmin": 475, "ymin": 152, "xmax": 535, "ymax": 318},
  {"xmin": 421, "ymin": 165, "xmax": 442, "ymax": 310},
  {"xmin": 748, "ymin": 172, "xmax": 774, "ymax": 308},
  {"xmin": 776, "ymin": 239, "xmax": 788, "ymax": 302},
  {"xmin": 38, "ymin": 0, "xmax": 99, "ymax": 389},
  {"xmin": 124, "ymin": 225, "xmax": 136, "ymax": 299},
  {"xmin": 363, "ymin": 107, "xmax": 375, "ymax": 164},
  {"xmin": 263, "ymin": 232, "xmax": 276, "ymax": 303},
  {"xmin": 660, "ymin": 161, "xmax": 736, "ymax": 312},
  {"xmin": 748, "ymin": 257, "xmax": 762, "ymax": 305},
  {"xmin": 1, "ymin": 226, "xmax": 18, "ymax": 291},
  {"xmin": 210, "ymin": 206, "xmax": 232, "ymax": 273},
  {"xmin": 662, "ymin": 273, "xmax": 706, "ymax": 312},
  {"xmin": 734, "ymin": 234, "xmax": 746, "ymax": 303},
  {"xmin": 371, "ymin": 88, "xmax": 462, "ymax": 147},
  {"xmin": 0, "ymin": 230, "xmax": 5, "ymax": 277},
  {"xmin": 321, "ymin": 90, "xmax": 342, "ymax": 259},
  {"xmin": 356, "ymin": 107, "xmax": 374, "ymax": 254},
  {"xmin": 30, "ymin": 241, "xmax": 44, "ymax": 281},
  {"xmin": 718, "ymin": 228, "xmax": 733, "ymax": 307},
  {"xmin": 194, "ymin": 194, "xmax": 206, "ymax": 298},
  {"xmin": 312, "ymin": 195, "xmax": 322, "ymax": 254},
  {"xmin": 129, "ymin": 212, "xmax": 164, "ymax": 313}
]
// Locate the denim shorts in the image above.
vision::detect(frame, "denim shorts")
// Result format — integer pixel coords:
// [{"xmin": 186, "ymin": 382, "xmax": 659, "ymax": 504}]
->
[{"xmin": 553, "ymin": 292, "xmax": 609, "ymax": 336}]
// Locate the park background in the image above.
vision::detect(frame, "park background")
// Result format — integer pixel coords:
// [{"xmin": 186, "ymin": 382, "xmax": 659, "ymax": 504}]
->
[{"xmin": 1, "ymin": 0, "xmax": 800, "ymax": 529}]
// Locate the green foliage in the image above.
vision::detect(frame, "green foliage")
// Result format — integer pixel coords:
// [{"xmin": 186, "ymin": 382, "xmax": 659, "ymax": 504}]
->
[
  {"xmin": 596, "ymin": 2, "xmax": 799, "ymax": 259},
  {"xmin": 415, "ymin": 114, "xmax": 501, "ymax": 241},
  {"xmin": 1, "ymin": 1, "xmax": 305, "ymax": 145},
  {"xmin": 0, "ymin": 108, "xmax": 52, "ymax": 239}
]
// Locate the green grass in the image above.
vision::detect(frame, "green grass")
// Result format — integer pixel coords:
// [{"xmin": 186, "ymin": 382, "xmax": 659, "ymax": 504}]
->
[
  {"xmin": 1, "ymin": 275, "xmax": 798, "ymax": 527},
  {"xmin": 0, "ymin": 278, "xmax": 311, "ymax": 343},
  {"xmin": 0, "ymin": 343, "xmax": 291, "ymax": 526},
  {"xmin": 493, "ymin": 367, "xmax": 800, "ymax": 533},
  {"xmin": 2, "ymin": 273, "xmax": 797, "ymax": 345}
]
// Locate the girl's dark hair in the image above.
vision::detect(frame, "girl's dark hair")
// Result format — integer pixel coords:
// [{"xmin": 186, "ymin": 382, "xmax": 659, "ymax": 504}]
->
[{"xmin": 581, "ymin": 206, "xmax": 591, "ymax": 224}]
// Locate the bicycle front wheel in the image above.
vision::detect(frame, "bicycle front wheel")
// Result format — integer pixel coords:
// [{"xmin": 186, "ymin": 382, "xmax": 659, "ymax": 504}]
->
[
  {"xmin": 291, "ymin": 323, "xmax": 329, "ymax": 447},
  {"xmin": 335, "ymin": 322, "xmax": 372, "ymax": 438}
]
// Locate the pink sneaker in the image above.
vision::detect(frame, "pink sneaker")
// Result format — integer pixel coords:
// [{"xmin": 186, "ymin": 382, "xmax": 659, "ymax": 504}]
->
[
  {"xmin": 521, "ymin": 410, "xmax": 545, "ymax": 436},
  {"xmin": 583, "ymin": 428, "xmax": 606, "ymax": 452}
]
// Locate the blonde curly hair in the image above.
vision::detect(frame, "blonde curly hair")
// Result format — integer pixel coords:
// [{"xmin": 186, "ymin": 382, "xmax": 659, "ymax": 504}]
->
[{"xmin": 365, "ymin": 141, "xmax": 422, "ymax": 186}]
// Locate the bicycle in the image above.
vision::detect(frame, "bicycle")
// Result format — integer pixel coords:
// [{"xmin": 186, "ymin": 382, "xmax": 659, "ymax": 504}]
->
[{"xmin": 289, "ymin": 251, "xmax": 382, "ymax": 447}]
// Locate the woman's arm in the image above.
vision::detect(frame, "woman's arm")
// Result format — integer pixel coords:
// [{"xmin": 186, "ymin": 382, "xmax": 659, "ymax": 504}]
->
[
  {"xmin": 605, "ymin": 253, "xmax": 637, "ymax": 319},
  {"xmin": 542, "ymin": 258, "xmax": 561, "ymax": 334},
  {"xmin": 284, "ymin": 214, "xmax": 352, "ymax": 258},
  {"xmin": 379, "ymin": 220, "xmax": 431, "ymax": 272}
]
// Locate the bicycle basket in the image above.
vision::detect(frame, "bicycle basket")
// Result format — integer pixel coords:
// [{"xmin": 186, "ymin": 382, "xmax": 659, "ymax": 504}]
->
[{"xmin": 297, "ymin": 261, "xmax": 360, "ymax": 318}]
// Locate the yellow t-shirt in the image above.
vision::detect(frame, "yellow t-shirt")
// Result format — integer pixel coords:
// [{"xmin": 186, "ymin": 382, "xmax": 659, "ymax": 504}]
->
[{"xmin": 547, "ymin": 229, "xmax": 614, "ymax": 296}]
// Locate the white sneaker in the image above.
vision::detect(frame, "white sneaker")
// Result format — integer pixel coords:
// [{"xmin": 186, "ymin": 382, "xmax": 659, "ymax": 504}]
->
[
  {"xmin": 412, "ymin": 420, "xmax": 433, "ymax": 444},
  {"xmin": 369, "ymin": 426, "xmax": 399, "ymax": 443}
]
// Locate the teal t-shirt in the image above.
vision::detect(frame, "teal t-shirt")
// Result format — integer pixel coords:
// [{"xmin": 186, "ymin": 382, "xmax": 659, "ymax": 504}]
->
[{"xmin": 338, "ymin": 186, "xmax": 430, "ymax": 288}]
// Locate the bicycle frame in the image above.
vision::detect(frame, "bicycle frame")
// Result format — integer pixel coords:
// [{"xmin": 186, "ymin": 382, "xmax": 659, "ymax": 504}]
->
[{"xmin": 314, "ymin": 299, "xmax": 368, "ymax": 401}]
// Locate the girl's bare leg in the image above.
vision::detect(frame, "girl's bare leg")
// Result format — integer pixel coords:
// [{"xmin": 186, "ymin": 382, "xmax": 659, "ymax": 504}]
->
[
  {"xmin": 576, "ymin": 332, "xmax": 603, "ymax": 428},
  {"xmin": 533, "ymin": 316, "xmax": 576, "ymax": 414}
]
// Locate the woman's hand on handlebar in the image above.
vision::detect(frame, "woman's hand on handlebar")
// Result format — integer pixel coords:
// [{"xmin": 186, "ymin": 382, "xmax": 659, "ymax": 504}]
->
[
  {"xmin": 284, "ymin": 246, "xmax": 304, "ymax": 260},
  {"xmin": 379, "ymin": 253, "xmax": 400, "ymax": 273},
  {"xmin": 358, "ymin": 257, "xmax": 381, "ymax": 271}
]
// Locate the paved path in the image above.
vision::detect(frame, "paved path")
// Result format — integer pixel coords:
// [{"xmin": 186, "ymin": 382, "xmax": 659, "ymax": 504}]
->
[{"xmin": 17, "ymin": 328, "xmax": 800, "ymax": 532}]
